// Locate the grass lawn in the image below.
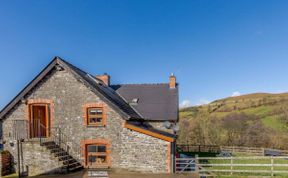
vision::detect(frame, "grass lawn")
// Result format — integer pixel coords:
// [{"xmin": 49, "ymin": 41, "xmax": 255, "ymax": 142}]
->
[
  {"xmin": 3, "ymin": 173, "xmax": 18, "ymax": 178},
  {"xmin": 200, "ymin": 156, "xmax": 288, "ymax": 177}
]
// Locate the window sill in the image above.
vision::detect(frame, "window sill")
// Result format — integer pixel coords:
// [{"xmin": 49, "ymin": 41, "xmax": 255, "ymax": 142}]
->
[
  {"xmin": 86, "ymin": 163, "xmax": 110, "ymax": 169},
  {"xmin": 86, "ymin": 125, "xmax": 106, "ymax": 128}
]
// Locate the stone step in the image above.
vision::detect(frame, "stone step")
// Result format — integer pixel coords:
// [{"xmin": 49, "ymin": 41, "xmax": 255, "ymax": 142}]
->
[
  {"xmin": 50, "ymin": 148, "xmax": 64, "ymax": 153},
  {"xmin": 87, "ymin": 170, "xmax": 109, "ymax": 177},
  {"xmin": 63, "ymin": 164, "xmax": 84, "ymax": 172},
  {"xmin": 63, "ymin": 160, "xmax": 78, "ymax": 165},
  {"xmin": 40, "ymin": 140, "xmax": 84, "ymax": 173},
  {"xmin": 46, "ymin": 145, "xmax": 60, "ymax": 149},
  {"xmin": 41, "ymin": 141, "xmax": 56, "ymax": 145},
  {"xmin": 69, "ymin": 165, "xmax": 83, "ymax": 172},
  {"xmin": 63, "ymin": 158, "xmax": 77, "ymax": 163},
  {"xmin": 54, "ymin": 151, "xmax": 68, "ymax": 156},
  {"xmin": 58, "ymin": 155, "xmax": 71, "ymax": 160},
  {"xmin": 67, "ymin": 161, "xmax": 81, "ymax": 167}
]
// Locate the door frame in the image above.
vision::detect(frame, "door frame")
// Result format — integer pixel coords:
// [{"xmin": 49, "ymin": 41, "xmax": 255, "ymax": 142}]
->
[{"xmin": 28, "ymin": 103, "xmax": 50, "ymax": 138}]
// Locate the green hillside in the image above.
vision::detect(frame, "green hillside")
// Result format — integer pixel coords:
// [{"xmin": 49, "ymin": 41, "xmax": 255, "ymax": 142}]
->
[{"xmin": 179, "ymin": 93, "xmax": 288, "ymax": 149}]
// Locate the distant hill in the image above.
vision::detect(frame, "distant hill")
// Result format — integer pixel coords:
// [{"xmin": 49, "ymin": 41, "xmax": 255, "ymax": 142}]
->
[{"xmin": 179, "ymin": 93, "xmax": 288, "ymax": 149}]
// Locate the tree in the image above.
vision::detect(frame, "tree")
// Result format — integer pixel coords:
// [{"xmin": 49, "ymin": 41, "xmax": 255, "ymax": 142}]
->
[{"xmin": 221, "ymin": 113, "xmax": 258, "ymax": 146}]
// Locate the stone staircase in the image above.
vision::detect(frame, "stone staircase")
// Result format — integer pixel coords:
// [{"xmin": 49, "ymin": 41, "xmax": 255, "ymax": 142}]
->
[
  {"xmin": 12, "ymin": 120, "xmax": 84, "ymax": 175},
  {"xmin": 41, "ymin": 141, "xmax": 83, "ymax": 172}
]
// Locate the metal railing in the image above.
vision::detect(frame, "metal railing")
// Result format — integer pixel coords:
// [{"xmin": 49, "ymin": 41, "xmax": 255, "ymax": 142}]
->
[{"xmin": 175, "ymin": 157, "xmax": 196, "ymax": 173}]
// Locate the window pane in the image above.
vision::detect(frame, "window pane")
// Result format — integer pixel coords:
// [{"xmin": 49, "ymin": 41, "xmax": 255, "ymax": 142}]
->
[
  {"xmin": 89, "ymin": 117, "xmax": 102, "ymax": 123},
  {"xmin": 97, "ymin": 145, "xmax": 106, "ymax": 153},
  {"xmin": 89, "ymin": 156, "xmax": 97, "ymax": 163},
  {"xmin": 87, "ymin": 145, "xmax": 97, "ymax": 152},
  {"xmin": 88, "ymin": 108, "xmax": 103, "ymax": 115},
  {"xmin": 96, "ymin": 156, "xmax": 107, "ymax": 164}
]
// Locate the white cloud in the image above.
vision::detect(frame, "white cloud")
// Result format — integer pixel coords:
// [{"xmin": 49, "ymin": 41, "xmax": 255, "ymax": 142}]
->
[
  {"xmin": 180, "ymin": 100, "xmax": 192, "ymax": 108},
  {"xmin": 180, "ymin": 99, "xmax": 211, "ymax": 108},
  {"xmin": 196, "ymin": 99, "xmax": 210, "ymax": 106},
  {"xmin": 231, "ymin": 91, "xmax": 241, "ymax": 97}
]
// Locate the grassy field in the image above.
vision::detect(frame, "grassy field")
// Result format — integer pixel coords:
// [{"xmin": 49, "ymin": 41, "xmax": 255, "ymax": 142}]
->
[{"xmin": 199, "ymin": 153, "xmax": 288, "ymax": 177}]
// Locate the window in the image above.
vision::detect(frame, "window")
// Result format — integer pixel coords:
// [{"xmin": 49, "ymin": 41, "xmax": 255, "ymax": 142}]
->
[
  {"xmin": 87, "ymin": 107, "xmax": 104, "ymax": 126},
  {"xmin": 86, "ymin": 144, "xmax": 109, "ymax": 167},
  {"xmin": 83, "ymin": 103, "xmax": 107, "ymax": 126}
]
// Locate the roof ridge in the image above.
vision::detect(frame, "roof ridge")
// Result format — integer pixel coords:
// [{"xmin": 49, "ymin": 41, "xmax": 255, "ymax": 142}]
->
[{"xmin": 112, "ymin": 83, "xmax": 169, "ymax": 86}]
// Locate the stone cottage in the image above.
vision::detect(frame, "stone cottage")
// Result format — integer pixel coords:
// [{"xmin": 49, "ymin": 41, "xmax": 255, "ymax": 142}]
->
[{"xmin": 0, "ymin": 57, "xmax": 179, "ymax": 176}]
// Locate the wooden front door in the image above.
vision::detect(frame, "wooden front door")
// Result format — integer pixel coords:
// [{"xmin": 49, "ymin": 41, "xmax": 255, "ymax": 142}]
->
[{"xmin": 29, "ymin": 104, "xmax": 49, "ymax": 138}]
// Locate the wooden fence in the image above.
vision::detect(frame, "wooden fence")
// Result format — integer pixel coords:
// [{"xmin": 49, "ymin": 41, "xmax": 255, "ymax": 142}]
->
[
  {"xmin": 176, "ymin": 145, "xmax": 220, "ymax": 153},
  {"xmin": 176, "ymin": 145, "xmax": 288, "ymax": 157},
  {"xmin": 220, "ymin": 146, "xmax": 288, "ymax": 156},
  {"xmin": 175, "ymin": 156, "xmax": 288, "ymax": 177}
]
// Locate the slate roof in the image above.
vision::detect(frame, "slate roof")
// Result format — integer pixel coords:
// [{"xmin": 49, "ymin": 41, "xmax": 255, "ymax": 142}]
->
[
  {"xmin": 126, "ymin": 121, "xmax": 177, "ymax": 139},
  {"xmin": 60, "ymin": 58, "xmax": 141, "ymax": 119},
  {"xmin": 0, "ymin": 57, "xmax": 178, "ymax": 122},
  {"xmin": 111, "ymin": 84, "xmax": 179, "ymax": 121}
]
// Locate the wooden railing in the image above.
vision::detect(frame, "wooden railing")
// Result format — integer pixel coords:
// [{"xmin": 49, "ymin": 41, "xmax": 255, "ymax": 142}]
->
[
  {"xmin": 176, "ymin": 144, "xmax": 288, "ymax": 156},
  {"xmin": 198, "ymin": 156, "xmax": 288, "ymax": 177},
  {"xmin": 220, "ymin": 146, "xmax": 288, "ymax": 156},
  {"xmin": 176, "ymin": 145, "xmax": 220, "ymax": 153},
  {"xmin": 176, "ymin": 156, "xmax": 288, "ymax": 177}
]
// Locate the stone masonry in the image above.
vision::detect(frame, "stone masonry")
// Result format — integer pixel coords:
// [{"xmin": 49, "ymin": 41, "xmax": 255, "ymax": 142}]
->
[
  {"xmin": 2, "ymin": 67, "xmax": 172, "ymax": 175},
  {"xmin": 22, "ymin": 141, "xmax": 65, "ymax": 176},
  {"xmin": 0, "ymin": 153, "xmax": 2, "ymax": 176}
]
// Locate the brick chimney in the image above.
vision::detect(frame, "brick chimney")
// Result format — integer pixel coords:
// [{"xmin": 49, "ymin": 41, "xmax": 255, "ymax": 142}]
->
[
  {"xmin": 96, "ymin": 73, "xmax": 110, "ymax": 86},
  {"xmin": 169, "ymin": 73, "xmax": 176, "ymax": 89}
]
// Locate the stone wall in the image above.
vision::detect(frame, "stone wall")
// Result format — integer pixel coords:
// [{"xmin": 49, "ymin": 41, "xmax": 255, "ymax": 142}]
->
[
  {"xmin": 22, "ymin": 141, "xmax": 65, "ymax": 176},
  {"xmin": 0, "ymin": 153, "xmax": 1, "ymax": 176},
  {"xmin": 120, "ymin": 129, "xmax": 170, "ymax": 173},
  {"xmin": 0, "ymin": 120, "xmax": 2, "ymax": 140},
  {"xmin": 2, "ymin": 67, "xmax": 172, "ymax": 174}
]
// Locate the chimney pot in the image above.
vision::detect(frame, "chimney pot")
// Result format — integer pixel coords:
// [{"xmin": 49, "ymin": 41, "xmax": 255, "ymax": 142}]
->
[
  {"xmin": 169, "ymin": 74, "xmax": 176, "ymax": 89},
  {"xmin": 96, "ymin": 74, "xmax": 110, "ymax": 86}
]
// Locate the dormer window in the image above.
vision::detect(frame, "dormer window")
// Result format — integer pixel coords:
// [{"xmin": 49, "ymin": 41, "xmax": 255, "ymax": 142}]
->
[{"xmin": 130, "ymin": 98, "xmax": 139, "ymax": 105}]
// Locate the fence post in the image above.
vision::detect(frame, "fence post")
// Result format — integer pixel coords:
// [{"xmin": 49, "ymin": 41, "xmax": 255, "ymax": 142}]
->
[
  {"xmin": 262, "ymin": 148, "xmax": 265, "ymax": 156},
  {"xmin": 195, "ymin": 155, "xmax": 199, "ymax": 175},
  {"xmin": 271, "ymin": 157, "xmax": 274, "ymax": 177},
  {"xmin": 230, "ymin": 157, "xmax": 233, "ymax": 176}
]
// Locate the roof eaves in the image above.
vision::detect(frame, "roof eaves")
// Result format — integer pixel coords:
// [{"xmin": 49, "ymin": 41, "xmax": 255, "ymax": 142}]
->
[{"xmin": 124, "ymin": 122, "xmax": 176, "ymax": 142}]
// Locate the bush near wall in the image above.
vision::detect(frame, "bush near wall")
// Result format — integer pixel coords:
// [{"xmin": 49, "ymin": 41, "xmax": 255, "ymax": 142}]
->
[{"xmin": 1, "ymin": 151, "xmax": 14, "ymax": 176}]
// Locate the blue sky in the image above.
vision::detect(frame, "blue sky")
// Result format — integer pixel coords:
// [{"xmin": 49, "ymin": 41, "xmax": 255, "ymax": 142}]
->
[{"xmin": 1, "ymin": 0, "xmax": 288, "ymax": 109}]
